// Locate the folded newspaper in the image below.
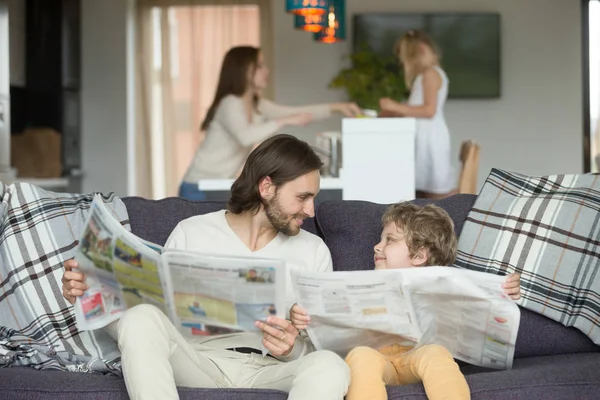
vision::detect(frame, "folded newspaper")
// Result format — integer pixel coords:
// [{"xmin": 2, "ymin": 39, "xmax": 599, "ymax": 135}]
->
[
  {"xmin": 290, "ymin": 267, "xmax": 521, "ymax": 369},
  {"xmin": 73, "ymin": 195, "xmax": 287, "ymax": 338}
]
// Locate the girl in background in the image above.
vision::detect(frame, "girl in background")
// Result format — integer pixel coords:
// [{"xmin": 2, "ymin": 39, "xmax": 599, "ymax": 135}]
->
[
  {"xmin": 180, "ymin": 46, "xmax": 360, "ymax": 200},
  {"xmin": 379, "ymin": 30, "xmax": 456, "ymax": 199}
]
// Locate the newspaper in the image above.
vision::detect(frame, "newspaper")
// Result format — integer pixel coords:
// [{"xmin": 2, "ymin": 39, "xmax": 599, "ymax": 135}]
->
[
  {"xmin": 290, "ymin": 267, "xmax": 520, "ymax": 369},
  {"xmin": 73, "ymin": 195, "xmax": 287, "ymax": 339}
]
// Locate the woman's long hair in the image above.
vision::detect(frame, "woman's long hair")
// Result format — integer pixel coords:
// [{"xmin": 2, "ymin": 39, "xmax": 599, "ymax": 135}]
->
[
  {"xmin": 394, "ymin": 30, "xmax": 441, "ymax": 89},
  {"xmin": 200, "ymin": 46, "xmax": 260, "ymax": 131}
]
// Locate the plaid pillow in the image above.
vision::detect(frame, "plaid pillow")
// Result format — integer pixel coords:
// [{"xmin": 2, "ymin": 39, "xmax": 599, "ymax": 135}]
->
[
  {"xmin": 0, "ymin": 182, "xmax": 129, "ymax": 374},
  {"xmin": 455, "ymin": 169, "xmax": 600, "ymax": 345}
]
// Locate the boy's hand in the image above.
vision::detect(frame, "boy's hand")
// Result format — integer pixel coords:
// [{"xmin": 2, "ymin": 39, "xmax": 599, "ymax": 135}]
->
[
  {"xmin": 290, "ymin": 303, "xmax": 310, "ymax": 330},
  {"xmin": 502, "ymin": 273, "xmax": 521, "ymax": 300}
]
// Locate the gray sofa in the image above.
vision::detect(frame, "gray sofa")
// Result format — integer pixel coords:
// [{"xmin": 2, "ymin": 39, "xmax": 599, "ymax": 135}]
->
[{"xmin": 1, "ymin": 194, "xmax": 599, "ymax": 399}]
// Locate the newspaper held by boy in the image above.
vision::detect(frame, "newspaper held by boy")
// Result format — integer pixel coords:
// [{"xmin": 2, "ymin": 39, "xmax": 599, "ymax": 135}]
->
[{"xmin": 290, "ymin": 267, "xmax": 520, "ymax": 370}]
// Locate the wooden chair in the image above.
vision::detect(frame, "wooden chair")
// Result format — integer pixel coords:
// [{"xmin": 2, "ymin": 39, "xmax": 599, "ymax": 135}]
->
[{"xmin": 457, "ymin": 140, "xmax": 481, "ymax": 195}]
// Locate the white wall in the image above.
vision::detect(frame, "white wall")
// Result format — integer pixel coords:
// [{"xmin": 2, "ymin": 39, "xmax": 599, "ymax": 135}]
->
[
  {"xmin": 272, "ymin": 0, "xmax": 583, "ymax": 188},
  {"xmin": 79, "ymin": 0, "xmax": 582, "ymax": 195},
  {"xmin": 81, "ymin": 0, "xmax": 132, "ymax": 196}
]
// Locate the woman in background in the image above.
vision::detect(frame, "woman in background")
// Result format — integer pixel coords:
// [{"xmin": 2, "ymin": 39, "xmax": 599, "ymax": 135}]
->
[
  {"xmin": 379, "ymin": 30, "xmax": 455, "ymax": 199},
  {"xmin": 180, "ymin": 46, "xmax": 360, "ymax": 200}
]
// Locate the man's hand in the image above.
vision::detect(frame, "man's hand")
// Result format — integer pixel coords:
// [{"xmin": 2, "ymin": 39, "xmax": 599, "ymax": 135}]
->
[
  {"xmin": 61, "ymin": 259, "xmax": 88, "ymax": 304},
  {"xmin": 502, "ymin": 273, "xmax": 521, "ymax": 300},
  {"xmin": 290, "ymin": 303, "xmax": 310, "ymax": 330},
  {"xmin": 255, "ymin": 316, "xmax": 299, "ymax": 357}
]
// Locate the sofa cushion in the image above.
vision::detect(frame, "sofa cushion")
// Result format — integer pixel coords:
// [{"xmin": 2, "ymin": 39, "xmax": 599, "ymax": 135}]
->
[
  {"xmin": 455, "ymin": 169, "xmax": 600, "ymax": 347},
  {"xmin": 514, "ymin": 307, "xmax": 598, "ymax": 358},
  {"xmin": 0, "ymin": 183, "xmax": 124, "ymax": 373},
  {"xmin": 122, "ymin": 197, "xmax": 319, "ymax": 246},
  {"xmin": 314, "ymin": 194, "xmax": 477, "ymax": 272}
]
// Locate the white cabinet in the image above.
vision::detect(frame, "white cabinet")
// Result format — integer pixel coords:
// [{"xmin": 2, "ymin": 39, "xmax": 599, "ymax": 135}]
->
[{"xmin": 342, "ymin": 118, "xmax": 416, "ymax": 203}]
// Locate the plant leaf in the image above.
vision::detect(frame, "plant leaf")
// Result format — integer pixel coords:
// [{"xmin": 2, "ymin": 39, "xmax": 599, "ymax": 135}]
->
[{"xmin": 329, "ymin": 45, "xmax": 406, "ymax": 110}]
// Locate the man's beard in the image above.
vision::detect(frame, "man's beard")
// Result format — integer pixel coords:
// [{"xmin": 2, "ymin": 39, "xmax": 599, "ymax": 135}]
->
[{"xmin": 264, "ymin": 194, "xmax": 307, "ymax": 236}]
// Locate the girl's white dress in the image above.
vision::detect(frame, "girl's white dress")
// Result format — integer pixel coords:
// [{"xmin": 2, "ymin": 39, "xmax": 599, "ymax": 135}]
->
[{"xmin": 408, "ymin": 66, "xmax": 455, "ymax": 194}]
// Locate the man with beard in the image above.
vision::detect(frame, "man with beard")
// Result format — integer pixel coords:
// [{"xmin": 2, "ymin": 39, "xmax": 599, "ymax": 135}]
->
[{"xmin": 60, "ymin": 134, "xmax": 349, "ymax": 400}]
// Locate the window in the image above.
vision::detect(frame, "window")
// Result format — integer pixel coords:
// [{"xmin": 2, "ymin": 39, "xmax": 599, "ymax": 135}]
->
[{"xmin": 140, "ymin": 3, "xmax": 262, "ymax": 198}]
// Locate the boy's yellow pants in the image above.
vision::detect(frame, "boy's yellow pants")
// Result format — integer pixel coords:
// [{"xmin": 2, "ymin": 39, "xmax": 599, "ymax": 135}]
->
[{"xmin": 345, "ymin": 344, "xmax": 471, "ymax": 400}]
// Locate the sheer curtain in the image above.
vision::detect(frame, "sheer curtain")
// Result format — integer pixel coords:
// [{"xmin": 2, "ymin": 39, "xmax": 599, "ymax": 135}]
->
[{"xmin": 136, "ymin": 0, "xmax": 272, "ymax": 199}]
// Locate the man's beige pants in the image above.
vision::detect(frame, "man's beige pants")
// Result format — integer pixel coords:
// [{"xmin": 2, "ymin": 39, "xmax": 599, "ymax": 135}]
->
[{"xmin": 106, "ymin": 304, "xmax": 350, "ymax": 400}]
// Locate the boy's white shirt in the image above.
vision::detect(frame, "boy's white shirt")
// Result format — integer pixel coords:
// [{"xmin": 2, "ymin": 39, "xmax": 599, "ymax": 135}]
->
[{"xmin": 162, "ymin": 209, "xmax": 333, "ymax": 361}]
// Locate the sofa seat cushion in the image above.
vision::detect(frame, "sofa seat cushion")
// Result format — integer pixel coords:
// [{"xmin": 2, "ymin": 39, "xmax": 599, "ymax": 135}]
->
[
  {"xmin": 386, "ymin": 352, "xmax": 600, "ymax": 399},
  {"xmin": 122, "ymin": 197, "xmax": 319, "ymax": 246},
  {"xmin": 2, "ymin": 352, "xmax": 599, "ymax": 400}
]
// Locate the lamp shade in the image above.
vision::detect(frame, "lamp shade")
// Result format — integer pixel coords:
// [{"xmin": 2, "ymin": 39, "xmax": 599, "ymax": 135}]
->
[
  {"xmin": 294, "ymin": 14, "xmax": 327, "ymax": 32},
  {"xmin": 286, "ymin": 0, "xmax": 328, "ymax": 16},
  {"xmin": 313, "ymin": 0, "xmax": 345, "ymax": 43}
]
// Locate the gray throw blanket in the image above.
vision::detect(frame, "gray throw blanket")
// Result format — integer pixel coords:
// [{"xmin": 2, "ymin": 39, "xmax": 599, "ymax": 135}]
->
[{"xmin": 0, "ymin": 182, "xmax": 129, "ymax": 374}]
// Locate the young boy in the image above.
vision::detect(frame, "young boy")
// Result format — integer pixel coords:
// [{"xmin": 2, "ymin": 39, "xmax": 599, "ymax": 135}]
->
[{"xmin": 291, "ymin": 202, "xmax": 521, "ymax": 400}]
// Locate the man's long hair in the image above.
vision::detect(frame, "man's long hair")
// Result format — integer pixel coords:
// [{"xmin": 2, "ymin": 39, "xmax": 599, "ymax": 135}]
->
[{"xmin": 227, "ymin": 134, "xmax": 323, "ymax": 214}]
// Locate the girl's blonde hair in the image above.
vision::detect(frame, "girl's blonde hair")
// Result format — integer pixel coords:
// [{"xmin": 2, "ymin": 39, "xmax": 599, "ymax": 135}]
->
[{"xmin": 394, "ymin": 30, "xmax": 441, "ymax": 89}]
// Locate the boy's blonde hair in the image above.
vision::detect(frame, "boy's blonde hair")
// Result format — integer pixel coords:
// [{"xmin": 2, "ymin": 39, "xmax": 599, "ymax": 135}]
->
[
  {"xmin": 381, "ymin": 202, "xmax": 457, "ymax": 266},
  {"xmin": 394, "ymin": 29, "xmax": 441, "ymax": 89}
]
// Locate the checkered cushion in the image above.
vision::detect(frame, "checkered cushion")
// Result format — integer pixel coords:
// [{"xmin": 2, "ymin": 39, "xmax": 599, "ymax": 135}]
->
[
  {"xmin": 0, "ymin": 182, "xmax": 128, "ymax": 373},
  {"xmin": 455, "ymin": 169, "xmax": 600, "ymax": 345}
]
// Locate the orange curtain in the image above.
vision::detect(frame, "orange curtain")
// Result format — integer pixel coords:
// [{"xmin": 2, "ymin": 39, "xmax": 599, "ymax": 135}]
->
[{"xmin": 135, "ymin": 0, "xmax": 270, "ymax": 198}]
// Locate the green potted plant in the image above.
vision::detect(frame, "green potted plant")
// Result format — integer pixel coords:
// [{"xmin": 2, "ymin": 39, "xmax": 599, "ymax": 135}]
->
[{"xmin": 329, "ymin": 45, "xmax": 407, "ymax": 112}]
